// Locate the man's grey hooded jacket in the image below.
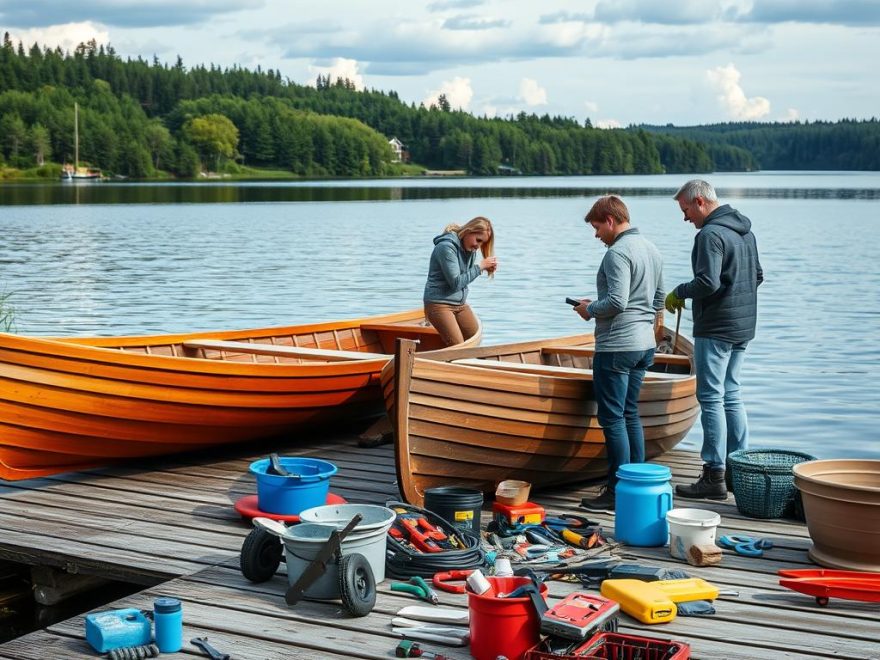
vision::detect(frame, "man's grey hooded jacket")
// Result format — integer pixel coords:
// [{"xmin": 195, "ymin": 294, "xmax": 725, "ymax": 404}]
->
[{"xmin": 673, "ymin": 204, "xmax": 764, "ymax": 344}]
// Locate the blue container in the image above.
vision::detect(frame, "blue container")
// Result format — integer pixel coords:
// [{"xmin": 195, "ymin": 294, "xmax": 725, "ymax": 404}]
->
[
  {"xmin": 85, "ymin": 608, "xmax": 152, "ymax": 653},
  {"xmin": 614, "ymin": 464, "xmax": 673, "ymax": 547},
  {"xmin": 250, "ymin": 457, "xmax": 338, "ymax": 515},
  {"xmin": 153, "ymin": 597, "xmax": 183, "ymax": 653}
]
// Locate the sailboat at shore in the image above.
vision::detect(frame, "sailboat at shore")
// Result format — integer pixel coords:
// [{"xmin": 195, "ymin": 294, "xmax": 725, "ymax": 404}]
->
[{"xmin": 60, "ymin": 102, "xmax": 102, "ymax": 182}]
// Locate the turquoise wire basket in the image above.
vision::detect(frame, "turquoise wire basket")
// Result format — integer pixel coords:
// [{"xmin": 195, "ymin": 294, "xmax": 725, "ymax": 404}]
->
[{"xmin": 728, "ymin": 449, "xmax": 816, "ymax": 519}]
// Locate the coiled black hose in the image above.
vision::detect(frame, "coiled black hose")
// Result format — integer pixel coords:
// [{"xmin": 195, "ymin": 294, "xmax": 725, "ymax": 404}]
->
[
  {"xmin": 107, "ymin": 643, "xmax": 160, "ymax": 660},
  {"xmin": 385, "ymin": 501, "xmax": 486, "ymax": 579}
]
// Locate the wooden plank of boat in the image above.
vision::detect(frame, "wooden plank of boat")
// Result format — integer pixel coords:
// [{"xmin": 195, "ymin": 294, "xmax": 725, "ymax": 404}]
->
[
  {"xmin": 540, "ymin": 345, "xmax": 692, "ymax": 366},
  {"xmin": 0, "ymin": 308, "xmax": 481, "ymax": 481},
  {"xmin": 382, "ymin": 330, "xmax": 698, "ymax": 506},
  {"xmin": 450, "ymin": 358, "xmax": 690, "ymax": 380},
  {"xmin": 181, "ymin": 340, "xmax": 387, "ymax": 361}
]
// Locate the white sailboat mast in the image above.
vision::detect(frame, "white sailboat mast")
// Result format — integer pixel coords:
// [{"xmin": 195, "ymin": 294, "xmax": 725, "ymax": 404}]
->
[{"xmin": 74, "ymin": 102, "xmax": 79, "ymax": 170}]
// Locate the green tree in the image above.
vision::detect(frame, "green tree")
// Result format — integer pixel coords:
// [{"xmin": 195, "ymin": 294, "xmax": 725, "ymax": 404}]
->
[
  {"xmin": 29, "ymin": 122, "xmax": 51, "ymax": 165},
  {"xmin": 143, "ymin": 120, "xmax": 172, "ymax": 169},
  {"xmin": 0, "ymin": 112, "xmax": 26, "ymax": 161},
  {"xmin": 181, "ymin": 113, "xmax": 239, "ymax": 172}
]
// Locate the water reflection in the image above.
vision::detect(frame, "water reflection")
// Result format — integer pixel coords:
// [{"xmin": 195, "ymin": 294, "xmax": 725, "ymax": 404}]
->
[{"xmin": 2, "ymin": 176, "xmax": 879, "ymax": 205}]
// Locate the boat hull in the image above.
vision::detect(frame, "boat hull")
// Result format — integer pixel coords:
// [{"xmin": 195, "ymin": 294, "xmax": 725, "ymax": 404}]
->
[
  {"xmin": 381, "ymin": 332, "xmax": 698, "ymax": 506},
  {"xmin": 0, "ymin": 309, "xmax": 480, "ymax": 480}
]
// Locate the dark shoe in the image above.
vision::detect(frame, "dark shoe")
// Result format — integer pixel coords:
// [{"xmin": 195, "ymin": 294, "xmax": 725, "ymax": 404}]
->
[
  {"xmin": 676, "ymin": 465, "xmax": 728, "ymax": 500},
  {"xmin": 580, "ymin": 485, "xmax": 615, "ymax": 512}
]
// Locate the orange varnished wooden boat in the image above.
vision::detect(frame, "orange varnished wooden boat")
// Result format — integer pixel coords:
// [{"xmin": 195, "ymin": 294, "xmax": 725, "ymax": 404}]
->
[
  {"xmin": 381, "ymin": 330, "xmax": 697, "ymax": 506},
  {"xmin": 0, "ymin": 309, "xmax": 481, "ymax": 481}
]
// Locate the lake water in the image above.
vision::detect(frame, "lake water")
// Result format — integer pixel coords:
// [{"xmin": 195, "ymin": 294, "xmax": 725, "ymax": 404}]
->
[{"xmin": 1, "ymin": 172, "xmax": 878, "ymax": 460}]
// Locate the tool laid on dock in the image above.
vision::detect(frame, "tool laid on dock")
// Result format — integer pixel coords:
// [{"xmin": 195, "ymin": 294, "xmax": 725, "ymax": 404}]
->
[
  {"xmin": 718, "ymin": 535, "xmax": 773, "ymax": 557},
  {"xmin": 391, "ymin": 576, "xmax": 440, "ymax": 604},
  {"xmin": 432, "ymin": 569, "xmax": 474, "ymax": 594},
  {"xmin": 395, "ymin": 640, "xmax": 449, "ymax": 658},
  {"xmin": 191, "ymin": 636, "xmax": 231, "ymax": 660},
  {"xmin": 540, "ymin": 592, "xmax": 620, "ymax": 640},
  {"xmin": 778, "ymin": 568, "xmax": 880, "ymax": 607}
]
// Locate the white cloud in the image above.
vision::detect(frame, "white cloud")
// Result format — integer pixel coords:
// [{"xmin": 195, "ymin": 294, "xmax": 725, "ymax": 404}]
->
[
  {"xmin": 6, "ymin": 22, "xmax": 109, "ymax": 52},
  {"xmin": 307, "ymin": 58, "xmax": 365, "ymax": 90},
  {"xmin": 780, "ymin": 107, "xmax": 800, "ymax": 122},
  {"xmin": 596, "ymin": 119, "xmax": 622, "ymax": 129},
  {"xmin": 481, "ymin": 104, "xmax": 497, "ymax": 118},
  {"xmin": 706, "ymin": 63, "xmax": 771, "ymax": 119},
  {"xmin": 584, "ymin": 100, "xmax": 599, "ymax": 113},
  {"xmin": 423, "ymin": 76, "xmax": 474, "ymax": 110},
  {"xmin": 519, "ymin": 78, "xmax": 548, "ymax": 106}
]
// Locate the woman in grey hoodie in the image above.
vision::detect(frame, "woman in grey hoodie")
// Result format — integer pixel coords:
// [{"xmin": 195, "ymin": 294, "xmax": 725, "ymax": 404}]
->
[{"xmin": 423, "ymin": 216, "xmax": 497, "ymax": 346}]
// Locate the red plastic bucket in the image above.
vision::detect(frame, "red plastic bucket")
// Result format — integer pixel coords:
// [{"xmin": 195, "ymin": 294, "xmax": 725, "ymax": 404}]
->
[{"xmin": 468, "ymin": 576, "xmax": 548, "ymax": 660}]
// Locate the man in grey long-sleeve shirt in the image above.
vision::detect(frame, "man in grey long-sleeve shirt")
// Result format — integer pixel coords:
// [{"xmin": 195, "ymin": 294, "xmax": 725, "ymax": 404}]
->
[{"xmin": 574, "ymin": 195, "xmax": 665, "ymax": 511}]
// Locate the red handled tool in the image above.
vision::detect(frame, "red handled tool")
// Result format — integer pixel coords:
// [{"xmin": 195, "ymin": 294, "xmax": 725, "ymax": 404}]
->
[{"xmin": 432, "ymin": 570, "xmax": 475, "ymax": 594}]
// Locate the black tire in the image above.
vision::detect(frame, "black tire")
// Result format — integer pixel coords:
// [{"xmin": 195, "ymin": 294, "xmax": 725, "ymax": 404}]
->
[
  {"xmin": 338, "ymin": 553, "xmax": 376, "ymax": 617},
  {"xmin": 240, "ymin": 527, "xmax": 283, "ymax": 583},
  {"xmin": 604, "ymin": 617, "xmax": 619, "ymax": 633}
]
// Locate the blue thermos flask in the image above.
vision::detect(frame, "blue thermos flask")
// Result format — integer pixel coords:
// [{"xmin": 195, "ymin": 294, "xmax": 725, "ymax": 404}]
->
[{"xmin": 153, "ymin": 597, "xmax": 183, "ymax": 652}]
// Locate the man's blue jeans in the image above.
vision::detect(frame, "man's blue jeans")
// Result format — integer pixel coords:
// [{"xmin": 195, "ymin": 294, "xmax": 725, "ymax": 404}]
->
[
  {"xmin": 593, "ymin": 349, "xmax": 655, "ymax": 487},
  {"xmin": 694, "ymin": 337, "xmax": 750, "ymax": 469}
]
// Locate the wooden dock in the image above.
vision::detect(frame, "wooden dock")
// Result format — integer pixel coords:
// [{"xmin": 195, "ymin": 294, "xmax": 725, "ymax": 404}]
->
[{"xmin": 0, "ymin": 428, "xmax": 877, "ymax": 659}]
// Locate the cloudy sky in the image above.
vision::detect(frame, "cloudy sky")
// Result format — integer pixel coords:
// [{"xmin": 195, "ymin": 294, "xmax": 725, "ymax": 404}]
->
[{"xmin": 2, "ymin": 0, "xmax": 878, "ymax": 126}]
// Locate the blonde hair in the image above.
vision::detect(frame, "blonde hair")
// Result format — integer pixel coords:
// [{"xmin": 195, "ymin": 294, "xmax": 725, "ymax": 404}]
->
[{"xmin": 443, "ymin": 216, "xmax": 495, "ymax": 259}]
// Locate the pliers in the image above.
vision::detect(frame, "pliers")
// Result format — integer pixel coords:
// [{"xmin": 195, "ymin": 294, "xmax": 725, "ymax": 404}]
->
[{"xmin": 391, "ymin": 576, "xmax": 440, "ymax": 604}]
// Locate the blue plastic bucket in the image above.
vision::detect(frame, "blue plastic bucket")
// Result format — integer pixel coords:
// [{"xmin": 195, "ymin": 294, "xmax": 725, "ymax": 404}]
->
[
  {"xmin": 250, "ymin": 457, "xmax": 337, "ymax": 515},
  {"xmin": 614, "ymin": 464, "xmax": 672, "ymax": 547}
]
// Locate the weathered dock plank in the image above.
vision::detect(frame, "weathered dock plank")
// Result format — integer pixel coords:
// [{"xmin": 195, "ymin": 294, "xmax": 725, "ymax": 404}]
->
[{"xmin": 0, "ymin": 428, "xmax": 877, "ymax": 659}]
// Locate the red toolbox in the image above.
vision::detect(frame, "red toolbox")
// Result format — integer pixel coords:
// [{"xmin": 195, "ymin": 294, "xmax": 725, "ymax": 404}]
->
[{"xmin": 492, "ymin": 500, "xmax": 545, "ymax": 525}]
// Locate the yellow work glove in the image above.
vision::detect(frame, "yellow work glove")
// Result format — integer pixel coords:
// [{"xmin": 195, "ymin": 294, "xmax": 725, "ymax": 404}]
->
[{"xmin": 665, "ymin": 291, "xmax": 685, "ymax": 313}]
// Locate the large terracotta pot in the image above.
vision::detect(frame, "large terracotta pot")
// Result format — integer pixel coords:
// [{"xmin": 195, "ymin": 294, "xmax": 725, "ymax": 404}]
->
[{"xmin": 793, "ymin": 459, "xmax": 880, "ymax": 571}]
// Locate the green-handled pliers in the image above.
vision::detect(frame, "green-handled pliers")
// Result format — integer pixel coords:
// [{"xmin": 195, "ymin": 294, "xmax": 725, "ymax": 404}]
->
[{"xmin": 390, "ymin": 576, "xmax": 440, "ymax": 604}]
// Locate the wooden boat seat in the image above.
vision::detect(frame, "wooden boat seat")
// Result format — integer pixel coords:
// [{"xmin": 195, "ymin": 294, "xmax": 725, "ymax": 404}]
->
[
  {"xmin": 359, "ymin": 322, "xmax": 438, "ymax": 336},
  {"xmin": 182, "ymin": 339, "xmax": 387, "ymax": 361},
  {"xmin": 451, "ymin": 358, "xmax": 690, "ymax": 380},
  {"xmin": 541, "ymin": 345, "xmax": 692, "ymax": 366}
]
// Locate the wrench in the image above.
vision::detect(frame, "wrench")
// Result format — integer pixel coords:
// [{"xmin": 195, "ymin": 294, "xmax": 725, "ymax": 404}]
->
[{"xmin": 191, "ymin": 636, "xmax": 231, "ymax": 660}]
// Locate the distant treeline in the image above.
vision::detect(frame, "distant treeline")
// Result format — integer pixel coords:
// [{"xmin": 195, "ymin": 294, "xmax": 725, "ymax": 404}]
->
[
  {"xmin": 636, "ymin": 121, "xmax": 880, "ymax": 171},
  {"xmin": 1, "ymin": 36, "xmax": 877, "ymax": 178}
]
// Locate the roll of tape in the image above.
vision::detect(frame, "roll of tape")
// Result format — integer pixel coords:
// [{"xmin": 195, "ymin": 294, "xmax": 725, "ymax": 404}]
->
[{"xmin": 466, "ymin": 569, "xmax": 491, "ymax": 595}]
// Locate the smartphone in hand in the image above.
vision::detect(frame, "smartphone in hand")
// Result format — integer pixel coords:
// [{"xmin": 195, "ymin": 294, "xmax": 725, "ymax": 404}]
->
[{"xmin": 565, "ymin": 297, "xmax": 582, "ymax": 307}]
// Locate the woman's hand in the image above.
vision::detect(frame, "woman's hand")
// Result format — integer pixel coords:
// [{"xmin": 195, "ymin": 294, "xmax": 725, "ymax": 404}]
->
[{"xmin": 480, "ymin": 256, "xmax": 498, "ymax": 273}]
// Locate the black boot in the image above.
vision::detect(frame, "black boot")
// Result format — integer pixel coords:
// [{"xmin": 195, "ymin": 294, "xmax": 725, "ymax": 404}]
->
[{"xmin": 676, "ymin": 465, "xmax": 728, "ymax": 500}]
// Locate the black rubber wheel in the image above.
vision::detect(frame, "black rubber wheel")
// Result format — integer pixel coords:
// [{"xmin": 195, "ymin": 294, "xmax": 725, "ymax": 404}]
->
[
  {"xmin": 338, "ymin": 553, "xmax": 376, "ymax": 617},
  {"xmin": 604, "ymin": 617, "xmax": 619, "ymax": 633},
  {"xmin": 240, "ymin": 527, "xmax": 283, "ymax": 583}
]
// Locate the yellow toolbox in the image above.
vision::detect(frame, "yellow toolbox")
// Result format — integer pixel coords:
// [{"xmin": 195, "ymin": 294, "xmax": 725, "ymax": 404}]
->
[
  {"xmin": 654, "ymin": 577, "xmax": 720, "ymax": 602},
  {"xmin": 599, "ymin": 579, "xmax": 676, "ymax": 624}
]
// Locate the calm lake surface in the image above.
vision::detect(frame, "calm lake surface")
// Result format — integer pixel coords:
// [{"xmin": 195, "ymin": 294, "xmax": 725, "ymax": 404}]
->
[{"xmin": 1, "ymin": 171, "xmax": 878, "ymax": 460}]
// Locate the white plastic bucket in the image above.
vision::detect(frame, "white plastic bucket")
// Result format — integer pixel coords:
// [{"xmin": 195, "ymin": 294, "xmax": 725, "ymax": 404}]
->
[
  {"xmin": 298, "ymin": 503, "xmax": 396, "ymax": 534},
  {"xmin": 666, "ymin": 508, "xmax": 721, "ymax": 560}
]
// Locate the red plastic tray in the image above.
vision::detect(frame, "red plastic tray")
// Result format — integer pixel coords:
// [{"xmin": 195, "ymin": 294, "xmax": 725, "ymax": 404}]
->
[{"xmin": 234, "ymin": 493, "xmax": 346, "ymax": 522}]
